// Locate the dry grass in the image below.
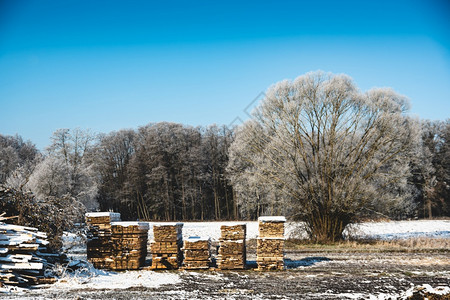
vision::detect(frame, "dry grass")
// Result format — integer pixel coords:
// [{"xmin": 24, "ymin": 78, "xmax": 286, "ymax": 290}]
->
[{"xmin": 284, "ymin": 237, "xmax": 450, "ymax": 252}]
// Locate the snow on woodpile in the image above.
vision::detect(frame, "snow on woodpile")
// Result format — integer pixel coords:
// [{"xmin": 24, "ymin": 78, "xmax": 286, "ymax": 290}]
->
[
  {"xmin": 258, "ymin": 216, "xmax": 287, "ymax": 223},
  {"xmin": 182, "ymin": 236, "xmax": 211, "ymax": 270},
  {"xmin": 217, "ymin": 224, "xmax": 246, "ymax": 270},
  {"xmin": 256, "ymin": 216, "xmax": 285, "ymax": 271},
  {"xmin": 0, "ymin": 221, "xmax": 55, "ymax": 286},
  {"xmin": 149, "ymin": 223, "xmax": 183, "ymax": 270},
  {"xmin": 86, "ymin": 213, "xmax": 149, "ymax": 270}
]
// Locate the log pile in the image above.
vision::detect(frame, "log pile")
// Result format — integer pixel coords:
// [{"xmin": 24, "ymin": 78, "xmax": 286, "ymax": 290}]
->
[
  {"xmin": 150, "ymin": 223, "xmax": 183, "ymax": 270},
  {"xmin": 85, "ymin": 212, "xmax": 120, "ymax": 270},
  {"xmin": 182, "ymin": 236, "xmax": 211, "ymax": 270},
  {"xmin": 110, "ymin": 222, "xmax": 149, "ymax": 270},
  {"xmin": 256, "ymin": 216, "xmax": 285, "ymax": 271},
  {"xmin": 217, "ymin": 224, "xmax": 246, "ymax": 270},
  {"xmin": 0, "ymin": 221, "xmax": 53, "ymax": 286},
  {"xmin": 86, "ymin": 212, "xmax": 149, "ymax": 270}
]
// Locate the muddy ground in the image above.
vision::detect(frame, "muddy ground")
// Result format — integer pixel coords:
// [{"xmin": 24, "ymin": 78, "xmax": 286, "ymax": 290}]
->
[{"xmin": 4, "ymin": 247, "xmax": 449, "ymax": 300}]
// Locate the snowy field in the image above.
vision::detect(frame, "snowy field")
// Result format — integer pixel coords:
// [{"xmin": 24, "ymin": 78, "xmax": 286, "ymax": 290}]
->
[
  {"xmin": 146, "ymin": 219, "xmax": 450, "ymax": 241},
  {"xmin": 2, "ymin": 219, "xmax": 449, "ymax": 299}
]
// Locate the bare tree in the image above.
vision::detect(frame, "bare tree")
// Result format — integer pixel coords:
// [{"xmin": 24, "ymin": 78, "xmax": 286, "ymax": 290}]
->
[
  {"xmin": 228, "ymin": 71, "xmax": 420, "ymax": 242},
  {"xmin": 416, "ymin": 119, "xmax": 450, "ymax": 217},
  {"xmin": 94, "ymin": 129, "xmax": 136, "ymax": 218}
]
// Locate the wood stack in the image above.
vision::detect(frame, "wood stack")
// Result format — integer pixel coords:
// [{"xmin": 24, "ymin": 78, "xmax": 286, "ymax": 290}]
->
[
  {"xmin": 0, "ymin": 221, "xmax": 52, "ymax": 286},
  {"xmin": 256, "ymin": 216, "xmax": 285, "ymax": 271},
  {"xmin": 182, "ymin": 236, "xmax": 211, "ymax": 270},
  {"xmin": 150, "ymin": 223, "xmax": 183, "ymax": 270},
  {"xmin": 85, "ymin": 212, "xmax": 121, "ymax": 270},
  {"xmin": 86, "ymin": 212, "xmax": 149, "ymax": 270},
  {"xmin": 217, "ymin": 224, "xmax": 246, "ymax": 270},
  {"xmin": 110, "ymin": 222, "xmax": 149, "ymax": 270}
]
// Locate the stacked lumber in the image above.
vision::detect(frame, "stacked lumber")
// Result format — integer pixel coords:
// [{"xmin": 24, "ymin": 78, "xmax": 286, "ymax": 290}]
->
[
  {"xmin": 150, "ymin": 223, "xmax": 183, "ymax": 270},
  {"xmin": 85, "ymin": 212, "xmax": 120, "ymax": 269},
  {"xmin": 0, "ymin": 221, "xmax": 51, "ymax": 286},
  {"xmin": 217, "ymin": 224, "xmax": 246, "ymax": 270},
  {"xmin": 86, "ymin": 213, "xmax": 149, "ymax": 270},
  {"xmin": 110, "ymin": 222, "xmax": 149, "ymax": 270},
  {"xmin": 182, "ymin": 236, "xmax": 211, "ymax": 269},
  {"xmin": 256, "ymin": 216, "xmax": 285, "ymax": 271}
]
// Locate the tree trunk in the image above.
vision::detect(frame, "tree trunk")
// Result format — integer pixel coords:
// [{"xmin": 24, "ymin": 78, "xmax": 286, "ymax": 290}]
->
[{"xmin": 306, "ymin": 212, "xmax": 350, "ymax": 243}]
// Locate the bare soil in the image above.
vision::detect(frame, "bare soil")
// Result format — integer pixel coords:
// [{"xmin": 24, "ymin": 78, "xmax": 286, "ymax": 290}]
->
[{"xmin": 4, "ymin": 247, "xmax": 449, "ymax": 299}]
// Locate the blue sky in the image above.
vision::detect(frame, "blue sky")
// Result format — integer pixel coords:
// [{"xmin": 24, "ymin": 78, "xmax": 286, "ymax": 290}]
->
[{"xmin": 1, "ymin": 0, "xmax": 449, "ymax": 149}]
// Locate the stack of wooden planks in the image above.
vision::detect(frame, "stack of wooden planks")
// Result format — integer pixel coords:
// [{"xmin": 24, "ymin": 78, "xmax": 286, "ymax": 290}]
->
[
  {"xmin": 150, "ymin": 223, "xmax": 183, "ymax": 270},
  {"xmin": 256, "ymin": 216, "xmax": 286, "ymax": 271},
  {"xmin": 85, "ymin": 212, "xmax": 121, "ymax": 270},
  {"xmin": 217, "ymin": 224, "xmax": 246, "ymax": 270},
  {"xmin": 0, "ymin": 221, "xmax": 51, "ymax": 286},
  {"xmin": 86, "ymin": 212, "xmax": 149, "ymax": 270},
  {"xmin": 110, "ymin": 222, "xmax": 149, "ymax": 270},
  {"xmin": 182, "ymin": 236, "xmax": 211, "ymax": 270}
]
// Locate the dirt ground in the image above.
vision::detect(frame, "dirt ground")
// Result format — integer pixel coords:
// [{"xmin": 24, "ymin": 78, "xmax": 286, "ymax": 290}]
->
[{"xmin": 4, "ymin": 247, "xmax": 449, "ymax": 300}]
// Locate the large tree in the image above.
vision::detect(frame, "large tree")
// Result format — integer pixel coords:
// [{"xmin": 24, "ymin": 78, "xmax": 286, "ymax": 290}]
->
[
  {"xmin": 27, "ymin": 128, "xmax": 99, "ymax": 211},
  {"xmin": 227, "ymin": 71, "xmax": 420, "ymax": 242},
  {"xmin": 0, "ymin": 134, "xmax": 39, "ymax": 189}
]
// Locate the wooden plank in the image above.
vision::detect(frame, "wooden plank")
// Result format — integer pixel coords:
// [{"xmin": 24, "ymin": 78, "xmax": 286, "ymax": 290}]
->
[
  {"xmin": 0, "ymin": 262, "xmax": 43, "ymax": 270},
  {"xmin": 0, "ymin": 254, "xmax": 33, "ymax": 263}
]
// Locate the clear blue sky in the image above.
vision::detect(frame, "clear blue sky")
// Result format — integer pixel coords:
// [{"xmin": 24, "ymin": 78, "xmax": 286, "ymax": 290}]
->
[{"xmin": 1, "ymin": 0, "xmax": 449, "ymax": 150}]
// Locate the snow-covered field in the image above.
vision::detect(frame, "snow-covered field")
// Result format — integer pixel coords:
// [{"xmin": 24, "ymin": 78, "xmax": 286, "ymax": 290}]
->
[
  {"xmin": 146, "ymin": 219, "xmax": 450, "ymax": 241},
  {"xmin": 347, "ymin": 219, "xmax": 450, "ymax": 240},
  {"xmin": 2, "ymin": 219, "xmax": 449, "ymax": 299}
]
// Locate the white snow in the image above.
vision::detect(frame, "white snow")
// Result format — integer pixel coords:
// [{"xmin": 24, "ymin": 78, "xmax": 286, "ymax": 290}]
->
[
  {"xmin": 346, "ymin": 219, "xmax": 450, "ymax": 240},
  {"xmin": 186, "ymin": 236, "xmax": 210, "ymax": 242},
  {"xmin": 110, "ymin": 221, "xmax": 149, "ymax": 229},
  {"xmin": 258, "ymin": 216, "xmax": 286, "ymax": 223},
  {"xmin": 402, "ymin": 284, "xmax": 450, "ymax": 298},
  {"xmin": 85, "ymin": 212, "xmax": 121, "ymax": 219},
  {"xmin": 47, "ymin": 270, "xmax": 181, "ymax": 291},
  {"xmin": 141, "ymin": 220, "xmax": 450, "ymax": 242},
  {"xmin": 153, "ymin": 222, "xmax": 184, "ymax": 227}
]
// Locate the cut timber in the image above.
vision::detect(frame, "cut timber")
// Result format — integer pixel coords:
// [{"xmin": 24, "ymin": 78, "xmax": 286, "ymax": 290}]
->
[
  {"xmin": 183, "ymin": 237, "xmax": 211, "ymax": 270},
  {"xmin": 0, "ymin": 262, "xmax": 43, "ymax": 270},
  {"xmin": 0, "ymin": 220, "xmax": 55, "ymax": 287},
  {"xmin": 151, "ymin": 223, "xmax": 183, "ymax": 270},
  {"xmin": 256, "ymin": 216, "xmax": 285, "ymax": 271},
  {"xmin": 85, "ymin": 214, "xmax": 149, "ymax": 271},
  {"xmin": 153, "ymin": 223, "xmax": 183, "ymax": 242},
  {"xmin": 217, "ymin": 224, "xmax": 246, "ymax": 270},
  {"xmin": 220, "ymin": 224, "xmax": 246, "ymax": 240},
  {"xmin": 258, "ymin": 217, "xmax": 285, "ymax": 238}
]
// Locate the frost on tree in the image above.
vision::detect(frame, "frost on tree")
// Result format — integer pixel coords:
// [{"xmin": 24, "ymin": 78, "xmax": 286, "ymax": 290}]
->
[{"xmin": 227, "ymin": 71, "xmax": 420, "ymax": 242}]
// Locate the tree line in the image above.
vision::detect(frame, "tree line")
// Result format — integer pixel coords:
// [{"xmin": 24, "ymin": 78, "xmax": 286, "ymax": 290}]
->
[
  {"xmin": 1, "ymin": 118, "xmax": 449, "ymax": 223},
  {"xmin": 1, "ymin": 73, "xmax": 449, "ymax": 238},
  {"xmin": 1, "ymin": 123, "xmax": 237, "ymax": 222}
]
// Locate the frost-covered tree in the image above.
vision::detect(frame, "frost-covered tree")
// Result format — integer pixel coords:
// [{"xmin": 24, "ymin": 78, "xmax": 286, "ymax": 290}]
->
[
  {"xmin": 27, "ymin": 156, "xmax": 70, "ymax": 198},
  {"xmin": 0, "ymin": 134, "xmax": 39, "ymax": 187},
  {"xmin": 227, "ymin": 71, "xmax": 420, "ymax": 242},
  {"xmin": 416, "ymin": 119, "xmax": 450, "ymax": 217},
  {"xmin": 27, "ymin": 128, "xmax": 99, "ymax": 211}
]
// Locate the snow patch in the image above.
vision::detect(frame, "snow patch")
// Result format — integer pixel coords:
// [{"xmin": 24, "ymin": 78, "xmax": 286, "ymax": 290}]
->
[
  {"xmin": 348, "ymin": 220, "xmax": 450, "ymax": 240},
  {"xmin": 85, "ymin": 212, "xmax": 121, "ymax": 218},
  {"xmin": 49, "ymin": 270, "xmax": 181, "ymax": 291},
  {"xmin": 110, "ymin": 221, "xmax": 149, "ymax": 229},
  {"xmin": 258, "ymin": 216, "xmax": 286, "ymax": 223},
  {"xmin": 187, "ymin": 236, "xmax": 210, "ymax": 242}
]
